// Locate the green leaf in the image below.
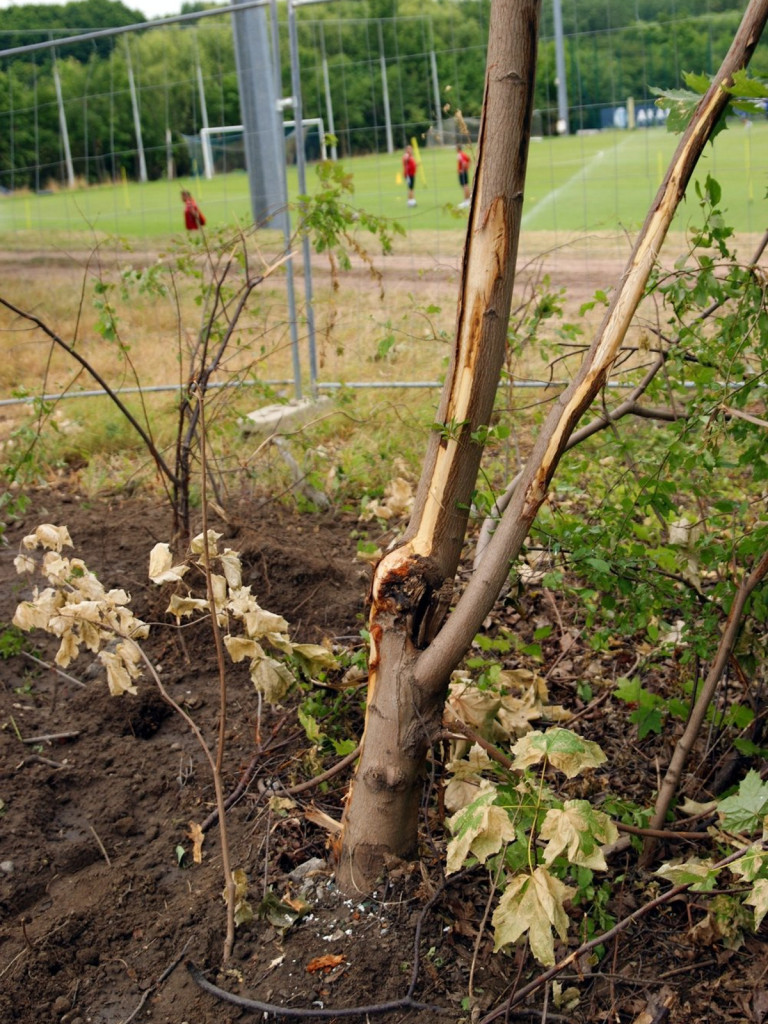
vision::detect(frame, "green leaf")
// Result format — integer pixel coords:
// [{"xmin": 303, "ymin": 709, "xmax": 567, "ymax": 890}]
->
[
  {"xmin": 734, "ymin": 738, "xmax": 764, "ymax": 757},
  {"xmin": 297, "ymin": 707, "xmax": 324, "ymax": 745},
  {"xmin": 651, "ymin": 87, "xmax": 699, "ymax": 134},
  {"xmin": 332, "ymin": 738, "xmax": 358, "ymax": 756},
  {"xmin": 655, "ymin": 857, "xmax": 719, "ymax": 892},
  {"xmin": 728, "ymin": 69, "xmax": 768, "ymax": 100},
  {"xmin": 730, "ymin": 846, "xmax": 768, "ymax": 884},
  {"xmin": 540, "ymin": 801, "xmax": 619, "ymax": 871},
  {"xmin": 446, "ymin": 784, "xmax": 517, "ymax": 874},
  {"xmin": 586, "ymin": 557, "xmax": 611, "ymax": 575},
  {"xmin": 683, "ymin": 71, "xmax": 711, "ymax": 95},
  {"xmin": 631, "ymin": 704, "xmax": 664, "ymax": 739},
  {"xmin": 614, "ymin": 677, "xmax": 642, "ymax": 703},
  {"xmin": 492, "ymin": 867, "xmax": 576, "ymax": 966},
  {"xmin": 717, "ymin": 770, "xmax": 768, "ymax": 834},
  {"xmin": 511, "ymin": 728, "xmax": 606, "ymax": 778}
]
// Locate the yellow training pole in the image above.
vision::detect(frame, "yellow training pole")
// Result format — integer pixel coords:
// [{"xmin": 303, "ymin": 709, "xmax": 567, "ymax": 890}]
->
[{"xmin": 411, "ymin": 136, "xmax": 427, "ymax": 187}]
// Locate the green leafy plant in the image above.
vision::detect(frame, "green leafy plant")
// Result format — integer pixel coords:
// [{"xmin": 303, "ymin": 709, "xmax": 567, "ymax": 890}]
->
[
  {"xmin": 654, "ymin": 771, "xmax": 768, "ymax": 948},
  {"xmin": 445, "ymin": 726, "xmax": 617, "ymax": 966},
  {"xmin": 653, "ymin": 69, "xmax": 768, "ymax": 138},
  {"xmin": 299, "ymin": 154, "xmax": 404, "ymax": 276},
  {"xmin": 0, "ymin": 623, "xmax": 26, "ymax": 660}
]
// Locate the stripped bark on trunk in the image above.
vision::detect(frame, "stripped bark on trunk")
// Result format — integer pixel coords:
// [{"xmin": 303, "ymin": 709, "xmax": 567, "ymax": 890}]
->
[{"xmin": 336, "ymin": 0, "xmax": 768, "ymax": 894}]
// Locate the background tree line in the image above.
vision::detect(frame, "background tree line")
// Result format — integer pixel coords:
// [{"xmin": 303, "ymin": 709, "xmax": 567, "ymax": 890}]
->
[{"xmin": 0, "ymin": 0, "xmax": 763, "ymax": 188}]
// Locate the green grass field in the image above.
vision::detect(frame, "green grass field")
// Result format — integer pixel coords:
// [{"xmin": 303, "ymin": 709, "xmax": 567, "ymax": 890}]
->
[{"xmin": 1, "ymin": 120, "xmax": 766, "ymax": 243}]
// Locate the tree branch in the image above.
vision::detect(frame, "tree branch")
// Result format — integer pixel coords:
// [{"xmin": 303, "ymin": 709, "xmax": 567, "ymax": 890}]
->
[
  {"xmin": 473, "ymin": 352, "xmax": 672, "ymax": 565},
  {"xmin": 478, "ymin": 841, "xmax": 761, "ymax": 1024},
  {"xmin": 417, "ymin": 0, "xmax": 768, "ymax": 692},
  {"xmin": 641, "ymin": 547, "xmax": 768, "ymax": 866},
  {"xmin": 0, "ymin": 296, "xmax": 178, "ymax": 487}
]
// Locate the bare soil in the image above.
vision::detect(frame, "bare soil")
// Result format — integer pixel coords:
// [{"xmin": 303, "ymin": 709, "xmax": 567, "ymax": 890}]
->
[
  {"xmin": 3, "ymin": 231, "xmax": 768, "ymax": 1022},
  {"xmin": 1, "ymin": 488, "xmax": 766, "ymax": 1024}
]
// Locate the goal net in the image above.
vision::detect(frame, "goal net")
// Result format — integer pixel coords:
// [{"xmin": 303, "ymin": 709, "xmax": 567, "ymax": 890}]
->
[{"xmin": 187, "ymin": 119, "xmax": 327, "ymax": 179}]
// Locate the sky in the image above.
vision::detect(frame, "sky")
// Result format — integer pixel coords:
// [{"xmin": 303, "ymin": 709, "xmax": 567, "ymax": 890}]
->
[{"xmin": 0, "ymin": 0, "xmax": 185, "ymax": 22}]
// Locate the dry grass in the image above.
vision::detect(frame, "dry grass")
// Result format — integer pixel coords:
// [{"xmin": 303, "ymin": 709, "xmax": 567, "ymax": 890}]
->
[
  {"xmin": 0, "ymin": 234, "xmax": 469, "ymax": 502},
  {"xmin": 12, "ymin": 223, "xmax": 759, "ymax": 504}
]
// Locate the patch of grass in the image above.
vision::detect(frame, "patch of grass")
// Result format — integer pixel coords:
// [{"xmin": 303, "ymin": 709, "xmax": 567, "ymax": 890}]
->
[{"xmin": 2, "ymin": 123, "xmax": 767, "ymax": 243}]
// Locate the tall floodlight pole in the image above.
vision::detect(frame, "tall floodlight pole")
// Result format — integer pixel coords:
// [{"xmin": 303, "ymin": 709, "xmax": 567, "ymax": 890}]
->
[
  {"xmin": 231, "ymin": 0, "xmax": 287, "ymax": 228},
  {"xmin": 429, "ymin": 19, "xmax": 443, "ymax": 143},
  {"xmin": 52, "ymin": 55, "xmax": 76, "ymax": 188},
  {"xmin": 319, "ymin": 23, "xmax": 338, "ymax": 160},
  {"xmin": 430, "ymin": 51, "xmax": 443, "ymax": 142},
  {"xmin": 553, "ymin": 0, "xmax": 569, "ymax": 135},
  {"xmin": 269, "ymin": 0, "xmax": 302, "ymax": 400},
  {"xmin": 125, "ymin": 40, "xmax": 148, "ymax": 182},
  {"xmin": 195, "ymin": 38, "xmax": 214, "ymax": 179},
  {"xmin": 288, "ymin": 0, "xmax": 318, "ymax": 395},
  {"xmin": 377, "ymin": 20, "xmax": 394, "ymax": 154}
]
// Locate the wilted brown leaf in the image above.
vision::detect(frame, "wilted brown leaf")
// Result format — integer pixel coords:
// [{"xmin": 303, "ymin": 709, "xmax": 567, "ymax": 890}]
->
[{"xmin": 307, "ymin": 954, "xmax": 345, "ymax": 973}]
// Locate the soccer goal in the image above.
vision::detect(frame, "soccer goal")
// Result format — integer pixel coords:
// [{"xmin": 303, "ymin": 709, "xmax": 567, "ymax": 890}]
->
[{"xmin": 199, "ymin": 119, "xmax": 327, "ymax": 179}]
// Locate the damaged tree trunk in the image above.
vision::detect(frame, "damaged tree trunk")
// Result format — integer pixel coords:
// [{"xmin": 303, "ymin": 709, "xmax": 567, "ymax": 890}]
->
[
  {"xmin": 335, "ymin": 0, "xmax": 543, "ymax": 892},
  {"xmin": 336, "ymin": 0, "xmax": 768, "ymax": 894}
]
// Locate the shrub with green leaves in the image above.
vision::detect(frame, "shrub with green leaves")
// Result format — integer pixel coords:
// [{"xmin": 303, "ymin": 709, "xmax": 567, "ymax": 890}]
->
[
  {"xmin": 445, "ymin": 727, "xmax": 616, "ymax": 966},
  {"xmin": 655, "ymin": 770, "xmax": 768, "ymax": 948}
]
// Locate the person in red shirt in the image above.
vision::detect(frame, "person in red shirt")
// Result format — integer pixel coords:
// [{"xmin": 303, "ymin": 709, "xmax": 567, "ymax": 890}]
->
[
  {"xmin": 456, "ymin": 144, "xmax": 472, "ymax": 208},
  {"xmin": 402, "ymin": 145, "xmax": 417, "ymax": 207},
  {"xmin": 181, "ymin": 190, "xmax": 206, "ymax": 230}
]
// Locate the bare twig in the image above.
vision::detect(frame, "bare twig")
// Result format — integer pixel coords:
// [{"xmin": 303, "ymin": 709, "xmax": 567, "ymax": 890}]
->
[
  {"xmin": 642, "ymin": 549, "xmax": 768, "ymax": 866},
  {"xmin": 719, "ymin": 404, "xmax": 768, "ymax": 429},
  {"xmin": 478, "ymin": 842, "xmax": 759, "ymax": 1024},
  {"xmin": 470, "ymin": 862, "xmax": 505, "ymax": 999},
  {"xmin": 283, "ymin": 745, "xmax": 361, "ymax": 795},
  {"xmin": 21, "ymin": 651, "xmax": 87, "ymax": 688},
  {"xmin": 198, "ymin": 387, "xmax": 236, "ymax": 963},
  {"xmin": 20, "ymin": 730, "xmax": 79, "ymax": 745},
  {"xmin": 16, "ymin": 754, "xmax": 64, "ymax": 769},
  {"xmin": 442, "ymin": 712, "xmax": 513, "ymax": 768},
  {"xmin": 0, "ymin": 296, "xmax": 177, "ymax": 488},
  {"xmin": 0, "ymin": 948, "xmax": 28, "ymax": 981},
  {"xmin": 118, "ymin": 939, "xmax": 191, "ymax": 1024},
  {"xmin": 199, "ymin": 714, "xmax": 295, "ymax": 833},
  {"xmin": 88, "ymin": 824, "xmax": 112, "ymax": 867}
]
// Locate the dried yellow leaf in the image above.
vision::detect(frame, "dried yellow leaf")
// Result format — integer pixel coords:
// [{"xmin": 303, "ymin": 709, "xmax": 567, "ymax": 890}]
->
[{"xmin": 187, "ymin": 821, "xmax": 205, "ymax": 864}]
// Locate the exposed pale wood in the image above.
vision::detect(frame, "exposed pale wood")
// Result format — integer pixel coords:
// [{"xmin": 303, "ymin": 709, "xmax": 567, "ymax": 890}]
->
[
  {"xmin": 416, "ymin": 0, "xmax": 768, "ymax": 690},
  {"xmin": 336, "ymin": 0, "xmax": 768, "ymax": 894},
  {"xmin": 336, "ymin": 0, "xmax": 543, "ymax": 893}
]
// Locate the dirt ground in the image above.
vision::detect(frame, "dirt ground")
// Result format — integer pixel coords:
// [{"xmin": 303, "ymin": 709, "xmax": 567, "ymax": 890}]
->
[
  {"xmin": 3, "ymin": 229, "xmax": 768, "ymax": 1022},
  {"xmin": 1, "ymin": 487, "xmax": 766, "ymax": 1024}
]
